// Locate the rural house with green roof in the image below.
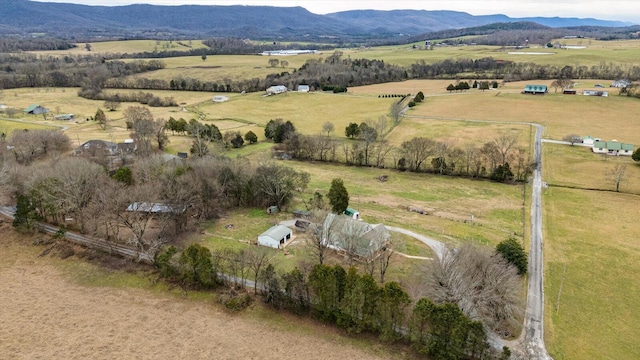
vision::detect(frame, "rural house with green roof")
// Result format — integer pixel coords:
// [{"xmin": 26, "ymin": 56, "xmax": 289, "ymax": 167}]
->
[{"xmin": 592, "ymin": 140, "xmax": 634, "ymax": 156}]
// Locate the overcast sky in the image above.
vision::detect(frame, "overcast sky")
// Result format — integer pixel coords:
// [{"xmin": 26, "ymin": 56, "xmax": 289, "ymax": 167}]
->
[{"xmin": 32, "ymin": 0, "xmax": 640, "ymax": 23}]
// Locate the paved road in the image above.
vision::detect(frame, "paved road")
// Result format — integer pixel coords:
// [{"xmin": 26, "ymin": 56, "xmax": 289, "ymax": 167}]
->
[
  {"xmin": 526, "ymin": 125, "xmax": 552, "ymax": 360},
  {"xmin": 541, "ymin": 139, "xmax": 590, "ymax": 147}
]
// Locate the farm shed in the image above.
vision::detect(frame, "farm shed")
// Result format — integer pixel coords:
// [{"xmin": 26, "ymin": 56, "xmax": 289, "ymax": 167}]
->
[
  {"xmin": 583, "ymin": 90, "xmax": 608, "ymax": 97},
  {"xmin": 258, "ymin": 225, "xmax": 293, "ymax": 249},
  {"xmin": 562, "ymin": 89, "xmax": 577, "ymax": 95},
  {"xmin": 522, "ymin": 85, "xmax": 548, "ymax": 95},
  {"xmin": 592, "ymin": 141, "xmax": 634, "ymax": 156},
  {"xmin": 54, "ymin": 114, "xmax": 74, "ymax": 120},
  {"xmin": 23, "ymin": 104, "xmax": 50, "ymax": 115},
  {"xmin": 266, "ymin": 85, "xmax": 288, "ymax": 95},
  {"xmin": 212, "ymin": 95, "xmax": 229, "ymax": 102},
  {"xmin": 297, "ymin": 85, "xmax": 310, "ymax": 92},
  {"xmin": 344, "ymin": 208, "xmax": 360, "ymax": 220},
  {"xmin": 582, "ymin": 136, "xmax": 600, "ymax": 146},
  {"xmin": 267, "ymin": 206, "xmax": 279, "ymax": 214}
]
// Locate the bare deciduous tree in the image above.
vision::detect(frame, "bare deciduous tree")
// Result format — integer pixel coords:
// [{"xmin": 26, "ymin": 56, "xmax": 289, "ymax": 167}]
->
[
  {"xmin": 389, "ymin": 100, "xmax": 404, "ymax": 125},
  {"xmin": 401, "ymin": 137, "xmax": 435, "ymax": 172},
  {"xmin": 428, "ymin": 244, "xmax": 524, "ymax": 336},
  {"xmin": 247, "ymin": 247, "xmax": 271, "ymax": 294},
  {"xmin": 493, "ymin": 131, "xmax": 519, "ymax": 165},
  {"xmin": 322, "ymin": 121, "xmax": 335, "ymax": 137},
  {"xmin": 608, "ymin": 163, "xmax": 628, "ymax": 192}
]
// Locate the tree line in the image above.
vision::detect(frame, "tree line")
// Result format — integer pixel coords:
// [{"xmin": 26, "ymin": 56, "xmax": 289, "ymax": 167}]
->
[
  {"xmin": 272, "ymin": 119, "xmax": 529, "ymax": 183},
  {"xmin": 154, "ymin": 242, "xmax": 513, "ymax": 359}
]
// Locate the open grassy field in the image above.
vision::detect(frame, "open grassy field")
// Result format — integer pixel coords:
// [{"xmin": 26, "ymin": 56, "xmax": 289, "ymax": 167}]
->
[
  {"xmin": 127, "ymin": 53, "xmax": 322, "ymax": 83},
  {"xmin": 195, "ymin": 91, "xmax": 393, "ymax": 137},
  {"xmin": 543, "ymin": 188, "xmax": 640, "ymax": 360},
  {"xmin": 403, "ymin": 80, "xmax": 640, "ymax": 145},
  {"xmin": 285, "ymin": 161, "xmax": 524, "ymax": 246},
  {"xmin": 544, "ymin": 143, "xmax": 640, "ymax": 194},
  {"xmin": 0, "ymin": 118, "xmax": 57, "ymax": 134}
]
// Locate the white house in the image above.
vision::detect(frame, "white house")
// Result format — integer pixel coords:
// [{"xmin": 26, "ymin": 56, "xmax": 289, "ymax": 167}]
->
[
  {"xmin": 297, "ymin": 85, "xmax": 310, "ymax": 92},
  {"xmin": 592, "ymin": 141, "xmax": 635, "ymax": 156},
  {"xmin": 258, "ymin": 225, "xmax": 293, "ymax": 249},
  {"xmin": 212, "ymin": 95, "xmax": 229, "ymax": 103},
  {"xmin": 266, "ymin": 85, "xmax": 288, "ymax": 95},
  {"xmin": 611, "ymin": 79, "xmax": 631, "ymax": 88}
]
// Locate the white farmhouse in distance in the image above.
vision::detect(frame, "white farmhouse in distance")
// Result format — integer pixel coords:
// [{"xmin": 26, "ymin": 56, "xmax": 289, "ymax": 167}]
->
[{"xmin": 266, "ymin": 85, "xmax": 288, "ymax": 95}]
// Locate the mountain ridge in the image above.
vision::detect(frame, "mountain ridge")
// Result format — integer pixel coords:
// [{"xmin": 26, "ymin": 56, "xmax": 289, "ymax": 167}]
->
[{"xmin": 0, "ymin": 0, "xmax": 635, "ymax": 40}]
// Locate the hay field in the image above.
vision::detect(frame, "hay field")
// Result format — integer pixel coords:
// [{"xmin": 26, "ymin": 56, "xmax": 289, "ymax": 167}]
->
[
  {"xmin": 126, "ymin": 54, "xmax": 322, "ymax": 83},
  {"xmin": 543, "ymin": 188, "xmax": 640, "ymax": 360},
  {"xmin": 0, "ymin": 119, "xmax": 57, "ymax": 134},
  {"xmin": 195, "ymin": 92, "xmax": 393, "ymax": 137},
  {"xmin": 0, "ymin": 226, "xmax": 402, "ymax": 360},
  {"xmin": 405, "ymin": 81, "xmax": 640, "ymax": 145}
]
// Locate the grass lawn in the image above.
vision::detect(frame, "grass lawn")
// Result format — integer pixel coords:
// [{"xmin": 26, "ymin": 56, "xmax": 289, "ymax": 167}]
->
[
  {"xmin": 406, "ymin": 81, "xmax": 640, "ymax": 145},
  {"xmin": 544, "ymin": 143, "xmax": 640, "ymax": 194},
  {"xmin": 0, "ymin": 118, "xmax": 58, "ymax": 134},
  {"xmin": 286, "ymin": 161, "xmax": 524, "ymax": 246},
  {"xmin": 543, "ymin": 187, "xmax": 640, "ymax": 360}
]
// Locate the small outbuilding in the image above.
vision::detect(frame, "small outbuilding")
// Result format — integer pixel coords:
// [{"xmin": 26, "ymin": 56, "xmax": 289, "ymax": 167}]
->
[
  {"xmin": 212, "ymin": 95, "xmax": 229, "ymax": 103},
  {"xmin": 582, "ymin": 136, "xmax": 600, "ymax": 146},
  {"xmin": 267, "ymin": 205, "xmax": 279, "ymax": 214},
  {"xmin": 297, "ymin": 85, "xmax": 310, "ymax": 92},
  {"xmin": 258, "ymin": 225, "xmax": 293, "ymax": 249},
  {"xmin": 344, "ymin": 208, "xmax": 360, "ymax": 220}
]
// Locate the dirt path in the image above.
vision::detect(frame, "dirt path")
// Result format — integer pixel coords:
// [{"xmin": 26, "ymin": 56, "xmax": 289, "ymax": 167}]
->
[{"xmin": 0, "ymin": 240, "xmax": 392, "ymax": 360}]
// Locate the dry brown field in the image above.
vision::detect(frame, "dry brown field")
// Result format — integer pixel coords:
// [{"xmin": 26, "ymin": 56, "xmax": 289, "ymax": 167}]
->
[{"xmin": 0, "ymin": 224, "xmax": 404, "ymax": 360}]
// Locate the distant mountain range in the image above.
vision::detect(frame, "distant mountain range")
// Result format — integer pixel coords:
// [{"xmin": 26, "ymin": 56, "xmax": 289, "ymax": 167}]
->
[{"xmin": 0, "ymin": 0, "xmax": 635, "ymax": 40}]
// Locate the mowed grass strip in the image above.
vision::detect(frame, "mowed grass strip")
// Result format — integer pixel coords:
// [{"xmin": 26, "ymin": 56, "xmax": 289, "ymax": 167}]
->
[{"xmin": 544, "ymin": 188, "xmax": 640, "ymax": 360}]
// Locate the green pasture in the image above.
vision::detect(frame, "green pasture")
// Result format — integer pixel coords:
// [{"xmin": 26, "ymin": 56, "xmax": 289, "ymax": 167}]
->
[
  {"xmin": 544, "ymin": 143, "xmax": 640, "ymax": 194},
  {"xmin": 0, "ymin": 119, "xmax": 57, "ymax": 134},
  {"xmin": 543, "ymin": 187, "xmax": 640, "ymax": 360},
  {"xmin": 287, "ymin": 161, "xmax": 524, "ymax": 246},
  {"xmin": 194, "ymin": 91, "xmax": 393, "ymax": 137},
  {"xmin": 126, "ymin": 53, "xmax": 320, "ymax": 83},
  {"xmin": 405, "ymin": 82, "xmax": 640, "ymax": 145}
]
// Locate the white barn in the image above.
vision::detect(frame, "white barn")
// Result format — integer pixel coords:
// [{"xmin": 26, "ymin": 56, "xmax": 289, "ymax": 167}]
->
[
  {"xmin": 266, "ymin": 85, "xmax": 288, "ymax": 95},
  {"xmin": 258, "ymin": 225, "xmax": 293, "ymax": 249}
]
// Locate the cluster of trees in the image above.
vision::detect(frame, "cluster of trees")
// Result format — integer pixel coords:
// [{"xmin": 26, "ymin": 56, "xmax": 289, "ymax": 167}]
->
[
  {"xmin": 265, "ymin": 52, "xmax": 408, "ymax": 92},
  {"xmin": 154, "ymin": 242, "xmax": 506, "ymax": 359},
  {"xmin": 0, "ymin": 38, "xmax": 77, "ymax": 52},
  {"xmin": 3, "ymin": 129, "xmax": 71, "ymax": 165},
  {"xmin": 411, "ymin": 57, "xmax": 640, "ymax": 82},
  {"xmin": 6, "ymin": 152, "xmax": 310, "ymax": 252},
  {"xmin": 0, "ymin": 53, "xmax": 163, "ymax": 89},
  {"xmin": 275, "ymin": 119, "xmax": 528, "ymax": 183},
  {"xmin": 446, "ymin": 81, "xmax": 471, "ymax": 92},
  {"xmin": 79, "ymin": 89, "xmax": 177, "ymax": 108}
]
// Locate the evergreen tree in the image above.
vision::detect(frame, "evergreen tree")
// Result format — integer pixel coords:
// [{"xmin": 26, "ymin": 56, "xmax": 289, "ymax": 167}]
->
[
  {"xmin": 13, "ymin": 194, "xmax": 37, "ymax": 229},
  {"xmin": 328, "ymin": 178, "xmax": 349, "ymax": 214},
  {"xmin": 244, "ymin": 130, "xmax": 258, "ymax": 144},
  {"xmin": 496, "ymin": 237, "xmax": 528, "ymax": 275}
]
